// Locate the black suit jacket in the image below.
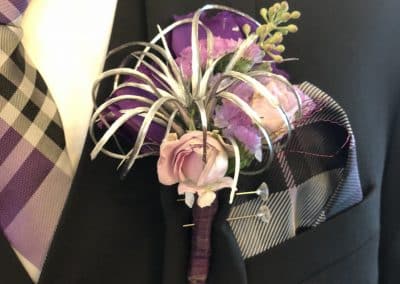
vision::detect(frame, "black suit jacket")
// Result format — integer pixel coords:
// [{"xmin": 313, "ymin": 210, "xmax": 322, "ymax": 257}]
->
[{"xmin": 1, "ymin": 0, "xmax": 399, "ymax": 283}]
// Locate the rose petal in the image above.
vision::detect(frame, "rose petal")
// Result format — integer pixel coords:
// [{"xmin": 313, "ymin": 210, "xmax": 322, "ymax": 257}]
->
[
  {"xmin": 197, "ymin": 148, "xmax": 229, "ymax": 187},
  {"xmin": 178, "ymin": 182, "xmax": 198, "ymax": 195},
  {"xmin": 174, "ymin": 148, "xmax": 194, "ymax": 182},
  {"xmin": 185, "ymin": 192, "xmax": 195, "ymax": 208},
  {"xmin": 157, "ymin": 134, "xmax": 180, "ymax": 185},
  {"xmin": 208, "ymin": 176, "xmax": 234, "ymax": 192},
  {"xmin": 197, "ymin": 191, "xmax": 216, "ymax": 208},
  {"xmin": 182, "ymin": 146, "xmax": 205, "ymax": 183}
]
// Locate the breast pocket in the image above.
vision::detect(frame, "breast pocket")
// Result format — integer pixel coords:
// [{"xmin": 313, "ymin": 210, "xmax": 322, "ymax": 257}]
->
[{"xmin": 243, "ymin": 186, "xmax": 379, "ymax": 284}]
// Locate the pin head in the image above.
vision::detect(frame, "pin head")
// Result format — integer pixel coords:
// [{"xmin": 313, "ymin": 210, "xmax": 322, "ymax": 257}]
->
[
  {"xmin": 257, "ymin": 205, "xmax": 272, "ymax": 224},
  {"xmin": 256, "ymin": 182, "xmax": 270, "ymax": 201}
]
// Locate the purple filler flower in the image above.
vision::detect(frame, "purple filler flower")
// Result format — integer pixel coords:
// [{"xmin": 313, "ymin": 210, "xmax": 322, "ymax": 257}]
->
[
  {"xmin": 214, "ymin": 81, "xmax": 263, "ymax": 160},
  {"xmin": 176, "ymin": 37, "xmax": 239, "ymax": 79},
  {"xmin": 175, "ymin": 37, "xmax": 264, "ymax": 79},
  {"xmin": 171, "ymin": 10, "xmax": 288, "ymax": 78}
]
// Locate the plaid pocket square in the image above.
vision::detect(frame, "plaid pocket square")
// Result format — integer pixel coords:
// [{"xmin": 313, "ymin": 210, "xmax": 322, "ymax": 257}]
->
[{"xmin": 229, "ymin": 82, "xmax": 363, "ymax": 258}]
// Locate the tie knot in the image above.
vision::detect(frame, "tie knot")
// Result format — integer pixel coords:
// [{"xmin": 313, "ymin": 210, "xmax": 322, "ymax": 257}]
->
[{"xmin": 0, "ymin": 0, "xmax": 29, "ymax": 25}]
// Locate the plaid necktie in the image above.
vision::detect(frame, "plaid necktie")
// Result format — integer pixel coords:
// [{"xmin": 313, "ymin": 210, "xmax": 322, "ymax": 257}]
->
[{"xmin": 0, "ymin": 0, "xmax": 72, "ymax": 274}]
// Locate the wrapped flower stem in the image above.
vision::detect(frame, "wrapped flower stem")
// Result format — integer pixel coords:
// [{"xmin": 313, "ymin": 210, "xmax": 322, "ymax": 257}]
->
[{"xmin": 188, "ymin": 198, "xmax": 219, "ymax": 284}]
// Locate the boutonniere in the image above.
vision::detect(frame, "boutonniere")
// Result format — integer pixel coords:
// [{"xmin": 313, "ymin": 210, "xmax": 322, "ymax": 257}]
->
[{"xmin": 90, "ymin": 1, "xmax": 316, "ymax": 282}]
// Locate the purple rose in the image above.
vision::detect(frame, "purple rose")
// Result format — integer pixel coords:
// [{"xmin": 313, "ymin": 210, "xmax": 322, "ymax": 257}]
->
[
  {"xmin": 101, "ymin": 64, "xmax": 166, "ymax": 146},
  {"xmin": 171, "ymin": 11, "xmax": 258, "ymax": 56}
]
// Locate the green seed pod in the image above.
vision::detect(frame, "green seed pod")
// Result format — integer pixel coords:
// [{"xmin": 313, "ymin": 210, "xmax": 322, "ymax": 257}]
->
[
  {"xmin": 291, "ymin": 11, "xmax": 301, "ymax": 19},
  {"xmin": 268, "ymin": 6, "xmax": 277, "ymax": 19},
  {"xmin": 260, "ymin": 8, "xmax": 268, "ymax": 19},
  {"xmin": 281, "ymin": 1, "xmax": 289, "ymax": 12},
  {"xmin": 256, "ymin": 25, "xmax": 269, "ymax": 41},
  {"xmin": 287, "ymin": 24, "xmax": 298, "ymax": 33},
  {"xmin": 273, "ymin": 3, "xmax": 281, "ymax": 10},
  {"xmin": 242, "ymin": 24, "xmax": 252, "ymax": 36},
  {"xmin": 273, "ymin": 32, "xmax": 283, "ymax": 43},
  {"xmin": 275, "ymin": 44, "xmax": 285, "ymax": 53},
  {"xmin": 262, "ymin": 42, "xmax": 274, "ymax": 51},
  {"xmin": 271, "ymin": 53, "xmax": 283, "ymax": 63},
  {"xmin": 281, "ymin": 12, "xmax": 291, "ymax": 21}
]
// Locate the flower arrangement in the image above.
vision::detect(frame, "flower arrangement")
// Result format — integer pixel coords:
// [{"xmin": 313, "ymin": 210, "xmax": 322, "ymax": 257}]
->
[
  {"xmin": 90, "ymin": 2, "xmax": 317, "ymax": 282},
  {"xmin": 91, "ymin": 1, "xmax": 313, "ymax": 207}
]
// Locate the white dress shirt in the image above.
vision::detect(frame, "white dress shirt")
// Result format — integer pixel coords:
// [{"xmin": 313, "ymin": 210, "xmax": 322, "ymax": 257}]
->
[{"xmin": 17, "ymin": 0, "xmax": 117, "ymax": 282}]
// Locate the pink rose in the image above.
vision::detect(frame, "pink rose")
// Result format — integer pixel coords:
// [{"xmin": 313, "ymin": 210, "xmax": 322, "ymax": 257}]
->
[
  {"xmin": 251, "ymin": 78, "xmax": 303, "ymax": 134},
  {"xmin": 157, "ymin": 131, "xmax": 233, "ymax": 208}
]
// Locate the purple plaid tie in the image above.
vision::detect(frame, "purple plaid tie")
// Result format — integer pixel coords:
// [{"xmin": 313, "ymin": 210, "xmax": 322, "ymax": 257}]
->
[{"xmin": 0, "ymin": 0, "xmax": 72, "ymax": 273}]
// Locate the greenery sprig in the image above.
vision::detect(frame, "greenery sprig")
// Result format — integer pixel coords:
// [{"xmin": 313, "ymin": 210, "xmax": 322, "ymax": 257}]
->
[{"xmin": 243, "ymin": 1, "xmax": 301, "ymax": 63}]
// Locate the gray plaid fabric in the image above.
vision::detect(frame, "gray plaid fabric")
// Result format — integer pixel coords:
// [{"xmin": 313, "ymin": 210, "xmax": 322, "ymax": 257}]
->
[
  {"xmin": 229, "ymin": 82, "xmax": 363, "ymax": 258},
  {"xmin": 0, "ymin": 5, "xmax": 72, "ymax": 273}
]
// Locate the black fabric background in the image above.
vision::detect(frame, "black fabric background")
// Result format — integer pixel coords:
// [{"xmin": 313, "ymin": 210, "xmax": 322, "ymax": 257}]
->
[{"xmin": 0, "ymin": 0, "xmax": 399, "ymax": 283}]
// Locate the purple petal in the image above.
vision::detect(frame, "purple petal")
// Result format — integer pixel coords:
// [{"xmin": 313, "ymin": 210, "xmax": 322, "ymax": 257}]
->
[
  {"xmin": 101, "ymin": 64, "xmax": 166, "ymax": 144},
  {"xmin": 224, "ymin": 125, "xmax": 262, "ymax": 156},
  {"xmin": 171, "ymin": 11, "xmax": 258, "ymax": 56}
]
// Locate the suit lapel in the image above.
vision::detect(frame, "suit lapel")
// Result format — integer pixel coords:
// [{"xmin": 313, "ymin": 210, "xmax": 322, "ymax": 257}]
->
[
  {"xmin": 159, "ymin": 187, "xmax": 191, "ymax": 283},
  {"xmin": 36, "ymin": 137, "xmax": 165, "ymax": 284},
  {"xmin": 0, "ymin": 231, "xmax": 33, "ymax": 284},
  {"xmin": 207, "ymin": 191, "xmax": 248, "ymax": 284}
]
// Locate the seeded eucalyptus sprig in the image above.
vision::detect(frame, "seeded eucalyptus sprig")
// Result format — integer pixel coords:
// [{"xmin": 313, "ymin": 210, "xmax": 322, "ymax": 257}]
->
[{"xmin": 242, "ymin": 1, "xmax": 301, "ymax": 63}]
